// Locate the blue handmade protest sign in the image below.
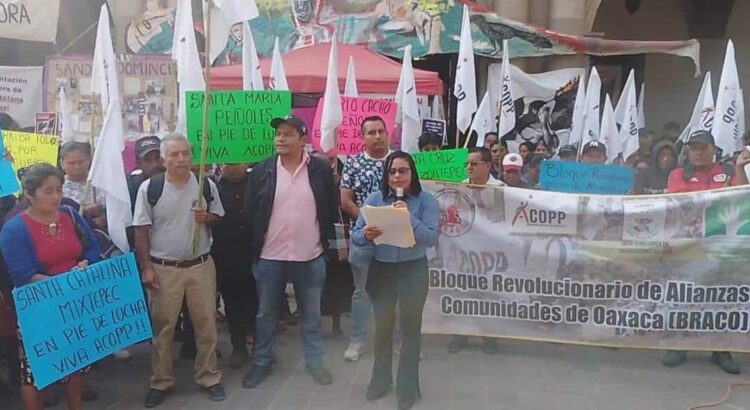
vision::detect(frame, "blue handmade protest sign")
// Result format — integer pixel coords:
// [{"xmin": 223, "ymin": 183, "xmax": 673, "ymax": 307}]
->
[
  {"xmin": 540, "ymin": 160, "xmax": 635, "ymax": 195},
  {"xmin": 0, "ymin": 129, "xmax": 20, "ymax": 196},
  {"xmin": 13, "ymin": 253, "xmax": 150, "ymax": 389}
]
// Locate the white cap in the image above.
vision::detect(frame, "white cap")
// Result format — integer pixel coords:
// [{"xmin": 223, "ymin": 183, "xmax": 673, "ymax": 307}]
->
[{"xmin": 502, "ymin": 153, "xmax": 523, "ymax": 171}]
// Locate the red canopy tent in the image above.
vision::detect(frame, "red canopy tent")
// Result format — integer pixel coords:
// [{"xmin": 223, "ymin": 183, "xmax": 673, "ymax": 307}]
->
[{"xmin": 209, "ymin": 43, "xmax": 444, "ymax": 95}]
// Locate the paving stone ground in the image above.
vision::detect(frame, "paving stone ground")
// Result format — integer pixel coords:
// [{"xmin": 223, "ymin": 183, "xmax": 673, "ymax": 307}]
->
[{"xmin": 2, "ymin": 316, "xmax": 749, "ymax": 410}]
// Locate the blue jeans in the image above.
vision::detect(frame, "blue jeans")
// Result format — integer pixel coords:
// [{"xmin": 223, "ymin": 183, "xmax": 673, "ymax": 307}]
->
[
  {"xmin": 253, "ymin": 256, "xmax": 326, "ymax": 368},
  {"xmin": 349, "ymin": 245, "xmax": 373, "ymax": 344}
]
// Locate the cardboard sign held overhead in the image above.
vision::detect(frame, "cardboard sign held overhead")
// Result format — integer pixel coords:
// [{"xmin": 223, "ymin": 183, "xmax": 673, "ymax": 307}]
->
[
  {"xmin": 0, "ymin": 130, "xmax": 19, "ymax": 196},
  {"xmin": 312, "ymin": 96, "xmax": 397, "ymax": 155},
  {"xmin": 421, "ymin": 119, "xmax": 446, "ymax": 142},
  {"xmin": 186, "ymin": 90, "xmax": 292, "ymax": 163},
  {"xmin": 13, "ymin": 254, "xmax": 151, "ymax": 389},
  {"xmin": 413, "ymin": 148, "xmax": 468, "ymax": 182},
  {"xmin": 3, "ymin": 131, "xmax": 59, "ymax": 169},
  {"xmin": 35, "ymin": 112, "xmax": 58, "ymax": 135},
  {"xmin": 539, "ymin": 160, "xmax": 635, "ymax": 195}
]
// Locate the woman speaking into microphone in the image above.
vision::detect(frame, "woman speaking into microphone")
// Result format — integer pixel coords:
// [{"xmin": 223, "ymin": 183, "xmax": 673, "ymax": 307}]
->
[{"xmin": 351, "ymin": 151, "xmax": 439, "ymax": 410}]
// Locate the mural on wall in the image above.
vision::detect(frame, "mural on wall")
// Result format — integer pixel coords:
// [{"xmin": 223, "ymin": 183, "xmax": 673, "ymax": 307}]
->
[{"xmin": 125, "ymin": 0, "xmax": 699, "ymax": 72}]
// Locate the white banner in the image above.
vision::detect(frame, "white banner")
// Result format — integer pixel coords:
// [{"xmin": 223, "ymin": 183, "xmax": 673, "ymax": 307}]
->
[
  {"xmin": 0, "ymin": 65, "xmax": 42, "ymax": 128},
  {"xmin": 0, "ymin": 0, "xmax": 60, "ymax": 43},
  {"xmin": 423, "ymin": 182, "xmax": 750, "ymax": 351}
]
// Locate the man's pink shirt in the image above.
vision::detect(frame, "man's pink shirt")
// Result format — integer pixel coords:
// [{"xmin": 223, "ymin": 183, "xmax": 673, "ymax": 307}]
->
[{"xmin": 261, "ymin": 153, "xmax": 323, "ymax": 261}]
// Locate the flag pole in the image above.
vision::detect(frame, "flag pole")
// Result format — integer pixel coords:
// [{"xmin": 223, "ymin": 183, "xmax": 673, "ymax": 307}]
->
[
  {"xmin": 79, "ymin": 95, "xmax": 101, "ymax": 216},
  {"xmin": 462, "ymin": 127, "xmax": 472, "ymax": 149},
  {"xmin": 193, "ymin": 0, "xmax": 212, "ymax": 256}
]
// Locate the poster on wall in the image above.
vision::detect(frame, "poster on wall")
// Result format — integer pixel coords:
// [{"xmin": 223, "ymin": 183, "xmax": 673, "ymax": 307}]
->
[
  {"xmin": 0, "ymin": 65, "xmax": 43, "ymax": 128},
  {"xmin": 0, "ymin": 0, "xmax": 61, "ymax": 43},
  {"xmin": 44, "ymin": 55, "xmax": 178, "ymax": 142}
]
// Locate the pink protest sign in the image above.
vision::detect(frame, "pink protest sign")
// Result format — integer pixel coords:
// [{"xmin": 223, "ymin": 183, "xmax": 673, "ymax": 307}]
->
[{"xmin": 312, "ymin": 96, "xmax": 397, "ymax": 154}]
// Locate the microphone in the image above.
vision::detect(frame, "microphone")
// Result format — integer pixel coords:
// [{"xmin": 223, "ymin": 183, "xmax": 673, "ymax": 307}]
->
[{"xmin": 395, "ymin": 187, "xmax": 404, "ymax": 201}]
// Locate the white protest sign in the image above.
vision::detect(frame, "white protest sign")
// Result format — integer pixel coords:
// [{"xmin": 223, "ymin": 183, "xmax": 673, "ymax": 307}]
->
[
  {"xmin": 0, "ymin": 65, "xmax": 43, "ymax": 128},
  {"xmin": 0, "ymin": 0, "xmax": 60, "ymax": 42}
]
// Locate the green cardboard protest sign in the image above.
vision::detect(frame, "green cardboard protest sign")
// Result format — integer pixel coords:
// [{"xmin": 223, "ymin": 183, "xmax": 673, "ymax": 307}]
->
[
  {"xmin": 186, "ymin": 90, "xmax": 292, "ymax": 163},
  {"xmin": 413, "ymin": 148, "xmax": 468, "ymax": 182}
]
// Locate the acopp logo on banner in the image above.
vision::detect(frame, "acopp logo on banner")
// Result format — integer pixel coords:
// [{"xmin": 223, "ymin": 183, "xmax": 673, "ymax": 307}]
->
[{"xmin": 504, "ymin": 190, "xmax": 578, "ymax": 235}]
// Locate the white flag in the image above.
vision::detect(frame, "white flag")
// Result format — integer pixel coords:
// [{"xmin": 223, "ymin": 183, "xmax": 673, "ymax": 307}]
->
[
  {"xmin": 678, "ymin": 72, "xmax": 715, "ymax": 143},
  {"xmin": 614, "ymin": 69, "xmax": 635, "ymax": 129},
  {"xmin": 637, "ymin": 83, "xmax": 645, "ymax": 129},
  {"xmin": 242, "ymin": 22, "xmax": 263, "ymax": 91},
  {"xmin": 620, "ymin": 81, "xmax": 640, "ymax": 161},
  {"xmin": 600, "ymin": 94, "xmax": 621, "ymax": 164},
  {"xmin": 344, "ymin": 56, "xmax": 359, "ymax": 97},
  {"xmin": 90, "ymin": 4, "xmax": 119, "ymax": 112},
  {"xmin": 88, "ymin": 2, "xmax": 131, "ymax": 252},
  {"xmin": 172, "ymin": 0, "xmax": 206, "ymax": 135},
  {"xmin": 204, "ymin": 0, "xmax": 259, "ymax": 64},
  {"xmin": 59, "ymin": 87, "xmax": 75, "ymax": 144},
  {"xmin": 431, "ymin": 96, "xmax": 447, "ymax": 145},
  {"xmin": 713, "ymin": 39, "xmax": 742, "ymax": 157},
  {"xmin": 88, "ymin": 98, "xmax": 131, "ymax": 253},
  {"xmin": 566, "ymin": 75, "xmax": 586, "ymax": 147},
  {"xmin": 396, "ymin": 45, "xmax": 420, "ymax": 153},
  {"xmin": 454, "ymin": 4, "xmax": 476, "ymax": 133},
  {"xmin": 320, "ymin": 38, "xmax": 342, "ymax": 153},
  {"xmin": 432, "ymin": 96, "xmax": 445, "ymax": 121},
  {"xmin": 497, "ymin": 40, "xmax": 516, "ymax": 138},
  {"xmin": 581, "ymin": 67, "xmax": 601, "ymax": 147},
  {"xmin": 470, "ymin": 92, "xmax": 493, "ymax": 148},
  {"xmin": 269, "ymin": 38, "xmax": 289, "ymax": 91}
]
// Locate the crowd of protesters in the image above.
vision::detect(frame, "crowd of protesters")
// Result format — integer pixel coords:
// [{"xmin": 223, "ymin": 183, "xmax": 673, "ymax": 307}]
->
[{"xmin": 1, "ymin": 110, "xmax": 750, "ymax": 410}]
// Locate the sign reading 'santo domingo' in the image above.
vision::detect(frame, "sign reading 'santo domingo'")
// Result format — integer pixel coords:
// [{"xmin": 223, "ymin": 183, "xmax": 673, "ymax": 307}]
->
[{"xmin": 186, "ymin": 90, "xmax": 292, "ymax": 163}]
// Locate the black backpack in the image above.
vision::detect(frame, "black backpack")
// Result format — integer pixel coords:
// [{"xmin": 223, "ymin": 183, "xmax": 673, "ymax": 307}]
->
[{"xmin": 146, "ymin": 172, "xmax": 214, "ymax": 208}]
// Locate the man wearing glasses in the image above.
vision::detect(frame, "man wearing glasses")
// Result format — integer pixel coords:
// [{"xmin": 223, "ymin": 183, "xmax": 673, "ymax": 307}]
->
[
  {"xmin": 463, "ymin": 147, "xmax": 505, "ymax": 186},
  {"xmin": 448, "ymin": 147, "xmax": 503, "ymax": 355}
]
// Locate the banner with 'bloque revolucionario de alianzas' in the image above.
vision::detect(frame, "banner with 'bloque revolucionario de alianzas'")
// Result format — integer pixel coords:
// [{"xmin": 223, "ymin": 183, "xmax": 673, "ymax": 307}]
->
[{"xmin": 422, "ymin": 182, "xmax": 750, "ymax": 352}]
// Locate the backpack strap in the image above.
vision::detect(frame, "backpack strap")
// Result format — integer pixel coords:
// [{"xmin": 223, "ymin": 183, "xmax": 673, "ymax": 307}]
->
[
  {"xmin": 146, "ymin": 172, "xmax": 166, "ymax": 208},
  {"xmin": 146, "ymin": 172, "xmax": 213, "ymax": 208}
]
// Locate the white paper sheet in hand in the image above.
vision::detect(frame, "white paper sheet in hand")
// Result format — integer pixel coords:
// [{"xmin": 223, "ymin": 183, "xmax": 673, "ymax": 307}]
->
[{"xmin": 361, "ymin": 205, "xmax": 416, "ymax": 248}]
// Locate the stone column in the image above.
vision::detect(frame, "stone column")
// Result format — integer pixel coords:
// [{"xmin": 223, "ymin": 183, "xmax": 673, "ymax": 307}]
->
[
  {"xmin": 547, "ymin": 0, "xmax": 587, "ymax": 70},
  {"xmin": 487, "ymin": 0, "xmax": 529, "ymax": 95},
  {"xmin": 526, "ymin": 0, "xmax": 550, "ymax": 73}
]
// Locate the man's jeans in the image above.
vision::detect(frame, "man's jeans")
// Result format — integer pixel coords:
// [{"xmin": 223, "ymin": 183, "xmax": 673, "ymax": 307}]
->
[
  {"xmin": 349, "ymin": 245, "xmax": 373, "ymax": 344},
  {"xmin": 253, "ymin": 256, "xmax": 326, "ymax": 368},
  {"xmin": 349, "ymin": 245, "xmax": 400, "ymax": 345}
]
